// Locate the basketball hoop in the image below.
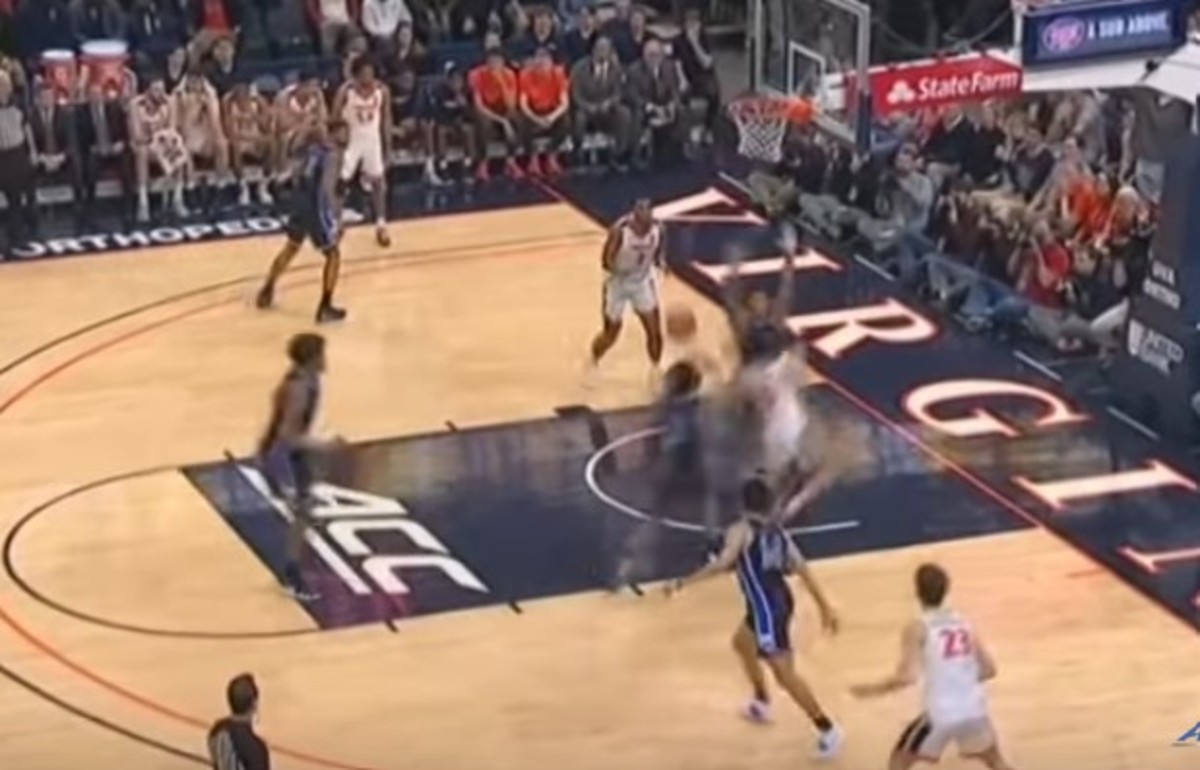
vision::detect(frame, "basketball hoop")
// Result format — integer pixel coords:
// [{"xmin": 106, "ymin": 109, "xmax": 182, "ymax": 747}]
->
[{"xmin": 727, "ymin": 95, "xmax": 815, "ymax": 164}]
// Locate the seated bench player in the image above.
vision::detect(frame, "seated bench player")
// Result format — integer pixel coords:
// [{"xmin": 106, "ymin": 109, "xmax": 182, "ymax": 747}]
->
[
  {"xmin": 387, "ymin": 65, "xmax": 432, "ymax": 179},
  {"xmin": 469, "ymin": 47, "xmax": 522, "ymax": 181},
  {"xmin": 517, "ymin": 45, "xmax": 569, "ymax": 177},
  {"xmin": 428, "ymin": 64, "xmax": 478, "ymax": 184},
  {"xmin": 223, "ymin": 76, "xmax": 275, "ymax": 205},
  {"xmin": 174, "ymin": 66, "xmax": 230, "ymax": 200}
]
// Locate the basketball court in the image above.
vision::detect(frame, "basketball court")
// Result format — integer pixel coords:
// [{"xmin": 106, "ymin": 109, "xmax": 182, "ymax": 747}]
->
[
  {"xmin": 0, "ymin": 160, "xmax": 1194, "ymax": 770},
  {"xmin": 2, "ymin": 1, "xmax": 1200, "ymax": 762}
]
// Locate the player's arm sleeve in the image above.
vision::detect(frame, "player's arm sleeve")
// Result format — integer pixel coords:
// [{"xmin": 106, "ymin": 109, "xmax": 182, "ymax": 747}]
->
[
  {"xmin": 973, "ymin": 630, "xmax": 997, "ymax": 682},
  {"xmin": 601, "ymin": 227, "xmax": 620, "ymax": 272}
]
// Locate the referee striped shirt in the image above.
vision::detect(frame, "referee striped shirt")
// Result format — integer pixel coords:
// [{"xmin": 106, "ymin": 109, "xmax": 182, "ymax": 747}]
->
[{"xmin": 208, "ymin": 717, "xmax": 270, "ymax": 770}]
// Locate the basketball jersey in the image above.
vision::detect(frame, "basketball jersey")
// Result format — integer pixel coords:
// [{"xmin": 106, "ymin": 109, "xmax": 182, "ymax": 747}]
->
[
  {"xmin": 611, "ymin": 219, "xmax": 662, "ymax": 282},
  {"xmin": 136, "ymin": 96, "xmax": 172, "ymax": 136},
  {"xmin": 293, "ymin": 143, "xmax": 336, "ymax": 216},
  {"xmin": 343, "ymin": 84, "xmax": 384, "ymax": 134},
  {"xmin": 920, "ymin": 609, "xmax": 988, "ymax": 724},
  {"xmin": 735, "ymin": 519, "xmax": 795, "ymax": 612},
  {"xmin": 260, "ymin": 367, "xmax": 321, "ymax": 454},
  {"xmin": 177, "ymin": 84, "xmax": 214, "ymax": 129},
  {"xmin": 282, "ymin": 86, "xmax": 322, "ymax": 129},
  {"xmin": 228, "ymin": 95, "xmax": 265, "ymax": 138}
]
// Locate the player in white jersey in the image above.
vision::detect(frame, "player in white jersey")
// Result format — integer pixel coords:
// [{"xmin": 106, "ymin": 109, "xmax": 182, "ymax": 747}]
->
[
  {"xmin": 333, "ymin": 56, "xmax": 391, "ymax": 247},
  {"xmin": 851, "ymin": 564, "xmax": 1017, "ymax": 770},
  {"xmin": 588, "ymin": 198, "xmax": 666, "ymax": 373}
]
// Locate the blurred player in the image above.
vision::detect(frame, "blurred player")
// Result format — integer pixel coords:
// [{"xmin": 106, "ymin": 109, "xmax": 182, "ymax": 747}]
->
[
  {"xmin": 274, "ymin": 71, "xmax": 328, "ymax": 184},
  {"xmin": 131, "ymin": 74, "xmax": 189, "ymax": 221},
  {"xmin": 255, "ymin": 120, "xmax": 350, "ymax": 323},
  {"xmin": 223, "ymin": 76, "xmax": 275, "ymax": 206},
  {"xmin": 587, "ymin": 198, "xmax": 665, "ymax": 378},
  {"xmin": 668, "ymin": 478, "xmax": 844, "ymax": 759},
  {"xmin": 334, "ymin": 56, "xmax": 391, "ymax": 247},
  {"xmin": 175, "ymin": 67, "xmax": 229, "ymax": 197},
  {"xmin": 428, "ymin": 64, "xmax": 476, "ymax": 183},
  {"xmin": 726, "ymin": 226, "xmax": 810, "ymax": 487},
  {"xmin": 851, "ymin": 564, "xmax": 1017, "ymax": 770},
  {"xmin": 257, "ymin": 333, "xmax": 342, "ymax": 601}
]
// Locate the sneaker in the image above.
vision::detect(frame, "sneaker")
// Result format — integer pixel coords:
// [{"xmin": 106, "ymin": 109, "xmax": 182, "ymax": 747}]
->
[
  {"xmin": 257, "ymin": 184, "xmax": 274, "ymax": 206},
  {"xmin": 375, "ymin": 226, "xmax": 391, "ymax": 247},
  {"xmin": 740, "ymin": 700, "xmax": 772, "ymax": 724},
  {"xmin": 545, "ymin": 154, "xmax": 563, "ymax": 176},
  {"xmin": 526, "ymin": 155, "xmax": 544, "ymax": 177},
  {"xmin": 283, "ymin": 583, "xmax": 320, "ymax": 602},
  {"xmin": 424, "ymin": 162, "xmax": 446, "ymax": 186},
  {"xmin": 316, "ymin": 304, "xmax": 348, "ymax": 324},
  {"xmin": 255, "ymin": 284, "xmax": 274, "ymax": 310},
  {"xmin": 814, "ymin": 724, "xmax": 844, "ymax": 760},
  {"xmin": 238, "ymin": 185, "xmax": 251, "ymax": 207},
  {"xmin": 173, "ymin": 195, "xmax": 190, "ymax": 219},
  {"xmin": 504, "ymin": 159, "xmax": 524, "ymax": 179}
]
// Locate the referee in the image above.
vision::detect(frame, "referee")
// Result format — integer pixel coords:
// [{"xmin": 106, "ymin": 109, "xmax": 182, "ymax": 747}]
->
[{"xmin": 208, "ymin": 673, "xmax": 269, "ymax": 770}]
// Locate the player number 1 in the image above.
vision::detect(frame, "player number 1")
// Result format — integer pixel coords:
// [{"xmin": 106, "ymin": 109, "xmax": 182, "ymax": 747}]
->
[{"xmin": 939, "ymin": 628, "xmax": 972, "ymax": 659}]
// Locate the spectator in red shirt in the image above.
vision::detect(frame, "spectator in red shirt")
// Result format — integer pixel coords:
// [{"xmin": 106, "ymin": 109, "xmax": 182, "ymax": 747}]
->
[
  {"xmin": 517, "ymin": 46, "xmax": 568, "ymax": 176},
  {"xmin": 469, "ymin": 47, "xmax": 521, "ymax": 180},
  {"xmin": 1017, "ymin": 220, "xmax": 1072, "ymax": 308}
]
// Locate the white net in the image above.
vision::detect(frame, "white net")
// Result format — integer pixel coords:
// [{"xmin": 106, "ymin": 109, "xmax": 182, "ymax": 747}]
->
[{"xmin": 728, "ymin": 98, "xmax": 791, "ymax": 163}]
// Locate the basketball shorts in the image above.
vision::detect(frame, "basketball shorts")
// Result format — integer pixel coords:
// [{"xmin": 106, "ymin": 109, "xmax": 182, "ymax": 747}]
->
[
  {"xmin": 342, "ymin": 131, "xmax": 386, "ymax": 179},
  {"xmin": 285, "ymin": 205, "xmax": 340, "ymax": 252},
  {"xmin": 740, "ymin": 584, "xmax": 794, "ymax": 657},
  {"xmin": 261, "ymin": 445, "xmax": 316, "ymax": 512},
  {"xmin": 603, "ymin": 273, "xmax": 658, "ymax": 321},
  {"xmin": 149, "ymin": 129, "xmax": 188, "ymax": 174},
  {"xmin": 896, "ymin": 714, "xmax": 996, "ymax": 761}
]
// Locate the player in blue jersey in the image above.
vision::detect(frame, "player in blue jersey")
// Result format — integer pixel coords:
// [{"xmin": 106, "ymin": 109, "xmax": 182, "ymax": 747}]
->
[
  {"xmin": 668, "ymin": 477, "xmax": 844, "ymax": 759},
  {"xmin": 258, "ymin": 333, "xmax": 341, "ymax": 601},
  {"xmin": 255, "ymin": 119, "xmax": 351, "ymax": 324}
]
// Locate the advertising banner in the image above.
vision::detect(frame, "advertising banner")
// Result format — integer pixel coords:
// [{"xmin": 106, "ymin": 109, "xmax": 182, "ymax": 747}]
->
[
  {"xmin": 1022, "ymin": 0, "xmax": 1189, "ymax": 67},
  {"xmin": 870, "ymin": 55, "xmax": 1024, "ymax": 116}
]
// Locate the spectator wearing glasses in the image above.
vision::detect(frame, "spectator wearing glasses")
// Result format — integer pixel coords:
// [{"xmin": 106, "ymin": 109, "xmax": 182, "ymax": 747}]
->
[{"xmin": 517, "ymin": 45, "xmax": 568, "ymax": 176}]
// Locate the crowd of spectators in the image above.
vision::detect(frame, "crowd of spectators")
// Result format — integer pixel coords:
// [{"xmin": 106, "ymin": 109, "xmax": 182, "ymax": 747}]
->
[
  {"xmin": 0, "ymin": 0, "xmax": 728, "ymax": 250},
  {"xmin": 752, "ymin": 89, "xmax": 1180, "ymax": 360}
]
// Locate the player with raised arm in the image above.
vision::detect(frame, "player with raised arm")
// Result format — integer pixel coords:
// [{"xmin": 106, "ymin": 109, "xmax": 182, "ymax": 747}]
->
[
  {"xmin": 667, "ymin": 478, "xmax": 844, "ymax": 759},
  {"xmin": 851, "ymin": 564, "xmax": 1017, "ymax": 770}
]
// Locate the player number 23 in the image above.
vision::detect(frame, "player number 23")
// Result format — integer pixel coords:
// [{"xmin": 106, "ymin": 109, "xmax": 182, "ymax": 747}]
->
[{"xmin": 939, "ymin": 628, "xmax": 972, "ymax": 659}]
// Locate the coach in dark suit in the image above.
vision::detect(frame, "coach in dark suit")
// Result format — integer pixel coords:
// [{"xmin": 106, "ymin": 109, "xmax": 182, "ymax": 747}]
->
[
  {"xmin": 29, "ymin": 85, "xmax": 86, "ymax": 215},
  {"xmin": 625, "ymin": 37, "xmax": 685, "ymax": 166},
  {"xmin": 568, "ymin": 35, "xmax": 631, "ymax": 169},
  {"xmin": 76, "ymin": 82, "xmax": 134, "ymax": 225}
]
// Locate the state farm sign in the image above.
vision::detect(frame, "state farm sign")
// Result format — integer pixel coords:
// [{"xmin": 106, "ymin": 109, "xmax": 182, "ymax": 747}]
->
[{"xmin": 869, "ymin": 55, "xmax": 1024, "ymax": 116}]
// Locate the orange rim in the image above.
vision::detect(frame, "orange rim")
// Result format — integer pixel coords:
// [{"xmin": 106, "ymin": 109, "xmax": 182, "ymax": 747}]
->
[{"xmin": 729, "ymin": 96, "xmax": 815, "ymax": 125}]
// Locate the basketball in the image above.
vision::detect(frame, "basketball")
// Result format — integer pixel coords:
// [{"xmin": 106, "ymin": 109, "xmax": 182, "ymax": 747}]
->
[{"xmin": 665, "ymin": 305, "xmax": 698, "ymax": 341}]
